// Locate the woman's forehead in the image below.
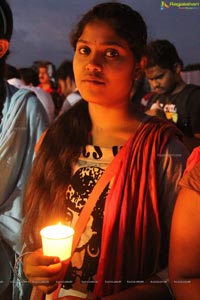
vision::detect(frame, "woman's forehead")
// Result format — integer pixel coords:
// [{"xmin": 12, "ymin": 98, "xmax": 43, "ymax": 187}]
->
[{"xmin": 78, "ymin": 20, "xmax": 129, "ymax": 48}]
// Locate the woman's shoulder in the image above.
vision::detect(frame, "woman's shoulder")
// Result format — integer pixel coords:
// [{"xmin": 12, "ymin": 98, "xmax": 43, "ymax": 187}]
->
[
  {"xmin": 180, "ymin": 146, "xmax": 200, "ymax": 193},
  {"xmin": 184, "ymin": 146, "xmax": 200, "ymax": 173}
]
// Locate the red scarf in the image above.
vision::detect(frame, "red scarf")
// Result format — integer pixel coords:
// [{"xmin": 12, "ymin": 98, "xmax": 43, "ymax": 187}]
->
[{"xmin": 94, "ymin": 117, "xmax": 182, "ymax": 298}]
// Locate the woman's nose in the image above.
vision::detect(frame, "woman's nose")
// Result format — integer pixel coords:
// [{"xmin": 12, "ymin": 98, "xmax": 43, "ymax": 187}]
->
[
  {"xmin": 85, "ymin": 52, "xmax": 102, "ymax": 72},
  {"xmin": 85, "ymin": 63, "xmax": 102, "ymax": 72}
]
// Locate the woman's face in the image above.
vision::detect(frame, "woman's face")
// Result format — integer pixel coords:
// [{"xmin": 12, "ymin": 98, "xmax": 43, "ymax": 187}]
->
[{"xmin": 73, "ymin": 20, "xmax": 137, "ymax": 108}]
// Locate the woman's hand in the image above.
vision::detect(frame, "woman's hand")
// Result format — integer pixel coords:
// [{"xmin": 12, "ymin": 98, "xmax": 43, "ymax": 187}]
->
[{"xmin": 23, "ymin": 249, "xmax": 62, "ymax": 294}]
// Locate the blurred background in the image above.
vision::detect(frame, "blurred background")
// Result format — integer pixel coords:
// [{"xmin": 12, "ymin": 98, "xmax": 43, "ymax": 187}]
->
[{"xmin": 7, "ymin": 0, "xmax": 200, "ymax": 69}]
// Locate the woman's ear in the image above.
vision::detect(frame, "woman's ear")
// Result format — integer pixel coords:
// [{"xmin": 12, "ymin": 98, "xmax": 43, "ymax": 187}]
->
[
  {"xmin": 139, "ymin": 56, "xmax": 147, "ymax": 75},
  {"xmin": 0, "ymin": 39, "xmax": 9, "ymax": 58},
  {"xmin": 134, "ymin": 62, "xmax": 143, "ymax": 82}
]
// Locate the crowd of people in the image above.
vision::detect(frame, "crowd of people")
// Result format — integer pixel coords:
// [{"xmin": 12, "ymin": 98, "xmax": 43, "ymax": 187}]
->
[
  {"xmin": 0, "ymin": 1, "xmax": 200, "ymax": 300},
  {"xmin": 5, "ymin": 59, "xmax": 81, "ymax": 122}
]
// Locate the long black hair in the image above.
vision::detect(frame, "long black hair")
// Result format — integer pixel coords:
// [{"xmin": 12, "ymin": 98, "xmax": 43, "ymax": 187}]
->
[{"xmin": 23, "ymin": 101, "xmax": 92, "ymax": 249}]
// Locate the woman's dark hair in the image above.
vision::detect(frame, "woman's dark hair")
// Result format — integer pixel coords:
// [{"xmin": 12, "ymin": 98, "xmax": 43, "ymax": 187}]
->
[
  {"xmin": 70, "ymin": 2, "xmax": 147, "ymax": 62},
  {"xmin": 144, "ymin": 39, "xmax": 183, "ymax": 71},
  {"xmin": 23, "ymin": 101, "xmax": 92, "ymax": 249}
]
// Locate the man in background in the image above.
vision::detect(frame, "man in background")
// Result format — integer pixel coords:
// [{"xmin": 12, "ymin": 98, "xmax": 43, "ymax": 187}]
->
[
  {"xmin": 143, "ymin": 39, "xmax": 200, "ymax": 152},
  {"xmin": 56, "ymin": 60, "xmax": 81, "ymax": 116}
]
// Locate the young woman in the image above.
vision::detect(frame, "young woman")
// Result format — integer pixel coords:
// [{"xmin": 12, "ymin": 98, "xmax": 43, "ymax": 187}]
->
[{"xmin": 22, "ymin": 2, "xmax": 189, "ymax": 300}]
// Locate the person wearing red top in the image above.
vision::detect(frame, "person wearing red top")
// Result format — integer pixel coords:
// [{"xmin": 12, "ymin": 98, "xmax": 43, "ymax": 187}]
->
[{"xmin": 35, "ymin": 60, "xmax": 63, "ymax": 116}]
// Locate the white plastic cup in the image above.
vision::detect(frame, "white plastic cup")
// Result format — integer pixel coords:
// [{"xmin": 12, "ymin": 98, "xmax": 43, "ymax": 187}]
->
[{"xmin": 40, "ymin": 224, "xmax": 74, "ymax": 261}]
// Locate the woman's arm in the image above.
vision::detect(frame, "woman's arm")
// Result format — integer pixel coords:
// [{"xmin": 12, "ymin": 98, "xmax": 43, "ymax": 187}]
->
[{"xmin": 169, "ymin": 187, "xmax": 200, "ymax": 300}]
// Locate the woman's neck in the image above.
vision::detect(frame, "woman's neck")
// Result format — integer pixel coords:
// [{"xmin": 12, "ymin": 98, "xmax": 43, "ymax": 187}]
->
[{"xmin": 88, "ymin": 102, "xmax": 143, "ymax": 147}]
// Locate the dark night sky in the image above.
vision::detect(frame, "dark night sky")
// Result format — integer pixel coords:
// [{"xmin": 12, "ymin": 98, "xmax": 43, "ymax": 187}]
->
[{"xmin": 7, "ymin": 0, "xmax": 200, "ymax": 68}]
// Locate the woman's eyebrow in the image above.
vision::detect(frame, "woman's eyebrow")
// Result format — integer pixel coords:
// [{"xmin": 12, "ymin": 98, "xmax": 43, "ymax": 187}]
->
[{"xmin": 77, "ymin": 38, "xmax": 126, "ymax": 49}]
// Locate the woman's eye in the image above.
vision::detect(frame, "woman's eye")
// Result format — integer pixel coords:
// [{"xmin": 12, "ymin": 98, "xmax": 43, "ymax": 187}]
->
[
  {"xmin": 105, "ymin": 49, "xmax": 119, "ymax": 58},
  {"xmin": 79, "ymin": 47, "xmax": 90, "ymax": 55}
]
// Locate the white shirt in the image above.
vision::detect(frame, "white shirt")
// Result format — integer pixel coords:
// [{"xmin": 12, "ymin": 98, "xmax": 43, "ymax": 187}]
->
[{"xmin": 7, "ymin": 78, "xmax": 55, "ymax": 123}]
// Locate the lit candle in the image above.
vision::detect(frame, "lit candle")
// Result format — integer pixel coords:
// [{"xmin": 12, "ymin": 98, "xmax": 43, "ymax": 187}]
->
[{"xmin": 40, "ymin": 223, "xmax": 74, "ymax": 261}]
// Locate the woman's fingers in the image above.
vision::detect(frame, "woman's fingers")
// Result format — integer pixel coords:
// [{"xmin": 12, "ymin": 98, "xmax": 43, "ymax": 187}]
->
[
  {"xmin": 24, "ymin": 250, "xmax": 61, "ymax": 277},
  {"xmin": 27, "ymin": 250, "xmax": 60, "ymax": 267},
  {"xmin": 28, "ymin": 261, "xmax": 62, "ymax": 277}
]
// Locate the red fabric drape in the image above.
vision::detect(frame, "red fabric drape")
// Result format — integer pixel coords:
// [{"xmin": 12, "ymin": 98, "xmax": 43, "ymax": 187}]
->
[{"xmin": 94, "ymin": 117, "xmax": 182, "ymax": 298}]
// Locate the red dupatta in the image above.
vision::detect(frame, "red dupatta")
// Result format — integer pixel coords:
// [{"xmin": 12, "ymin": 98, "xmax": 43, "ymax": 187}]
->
[{"xmin": 94, "ymin": 116, "xmax": 182, "ymax": 298}]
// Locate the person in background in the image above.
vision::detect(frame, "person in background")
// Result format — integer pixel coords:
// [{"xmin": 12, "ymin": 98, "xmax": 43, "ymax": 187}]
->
[
  {"xmin": 34, "ymin": 60, "xmax": 63, "ymax": 116},
  {"xmin": 34, "ymin": 60, "xmax": 57, "ymax": 93},
  {"xmin": 22, "ymin": 2, "xmax": 188, "ymax": 300},
  {"xmin": 6, "ymin": 65, "xmax": 55, "ymax": 123},
  {"xmin": 19, "ymin": 66, "xmax": 40, "ymax": 86},
  {"xmin": 143, "ymin": 39, "xmax": 200, "ymax": 152},
  {"xmin": 56, "ymin": 59, "xmax": 82, "ymax": 116},
  {"xmin": 4, "ymin": 63, "xmax": 21, "ymax": 86},
  {"xmin": 19, "ymin": 67, "xmax": 55, "ymax": 123},
  {"xmin": 0, "ymin": 1, "xmax": 49, "ymax": 299},
  {"xmin": 5, "ymin": 63, "xmax": 22, "ymax": 87},
  {"xmin": 169, "ymin": 145, "xmax": 200, "ymax": 300}
]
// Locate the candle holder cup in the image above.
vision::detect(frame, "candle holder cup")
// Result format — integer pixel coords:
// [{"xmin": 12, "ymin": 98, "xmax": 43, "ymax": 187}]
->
[{"xmin": 40, "ymin": 224, "xmax": 74, "ymax": 261}]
